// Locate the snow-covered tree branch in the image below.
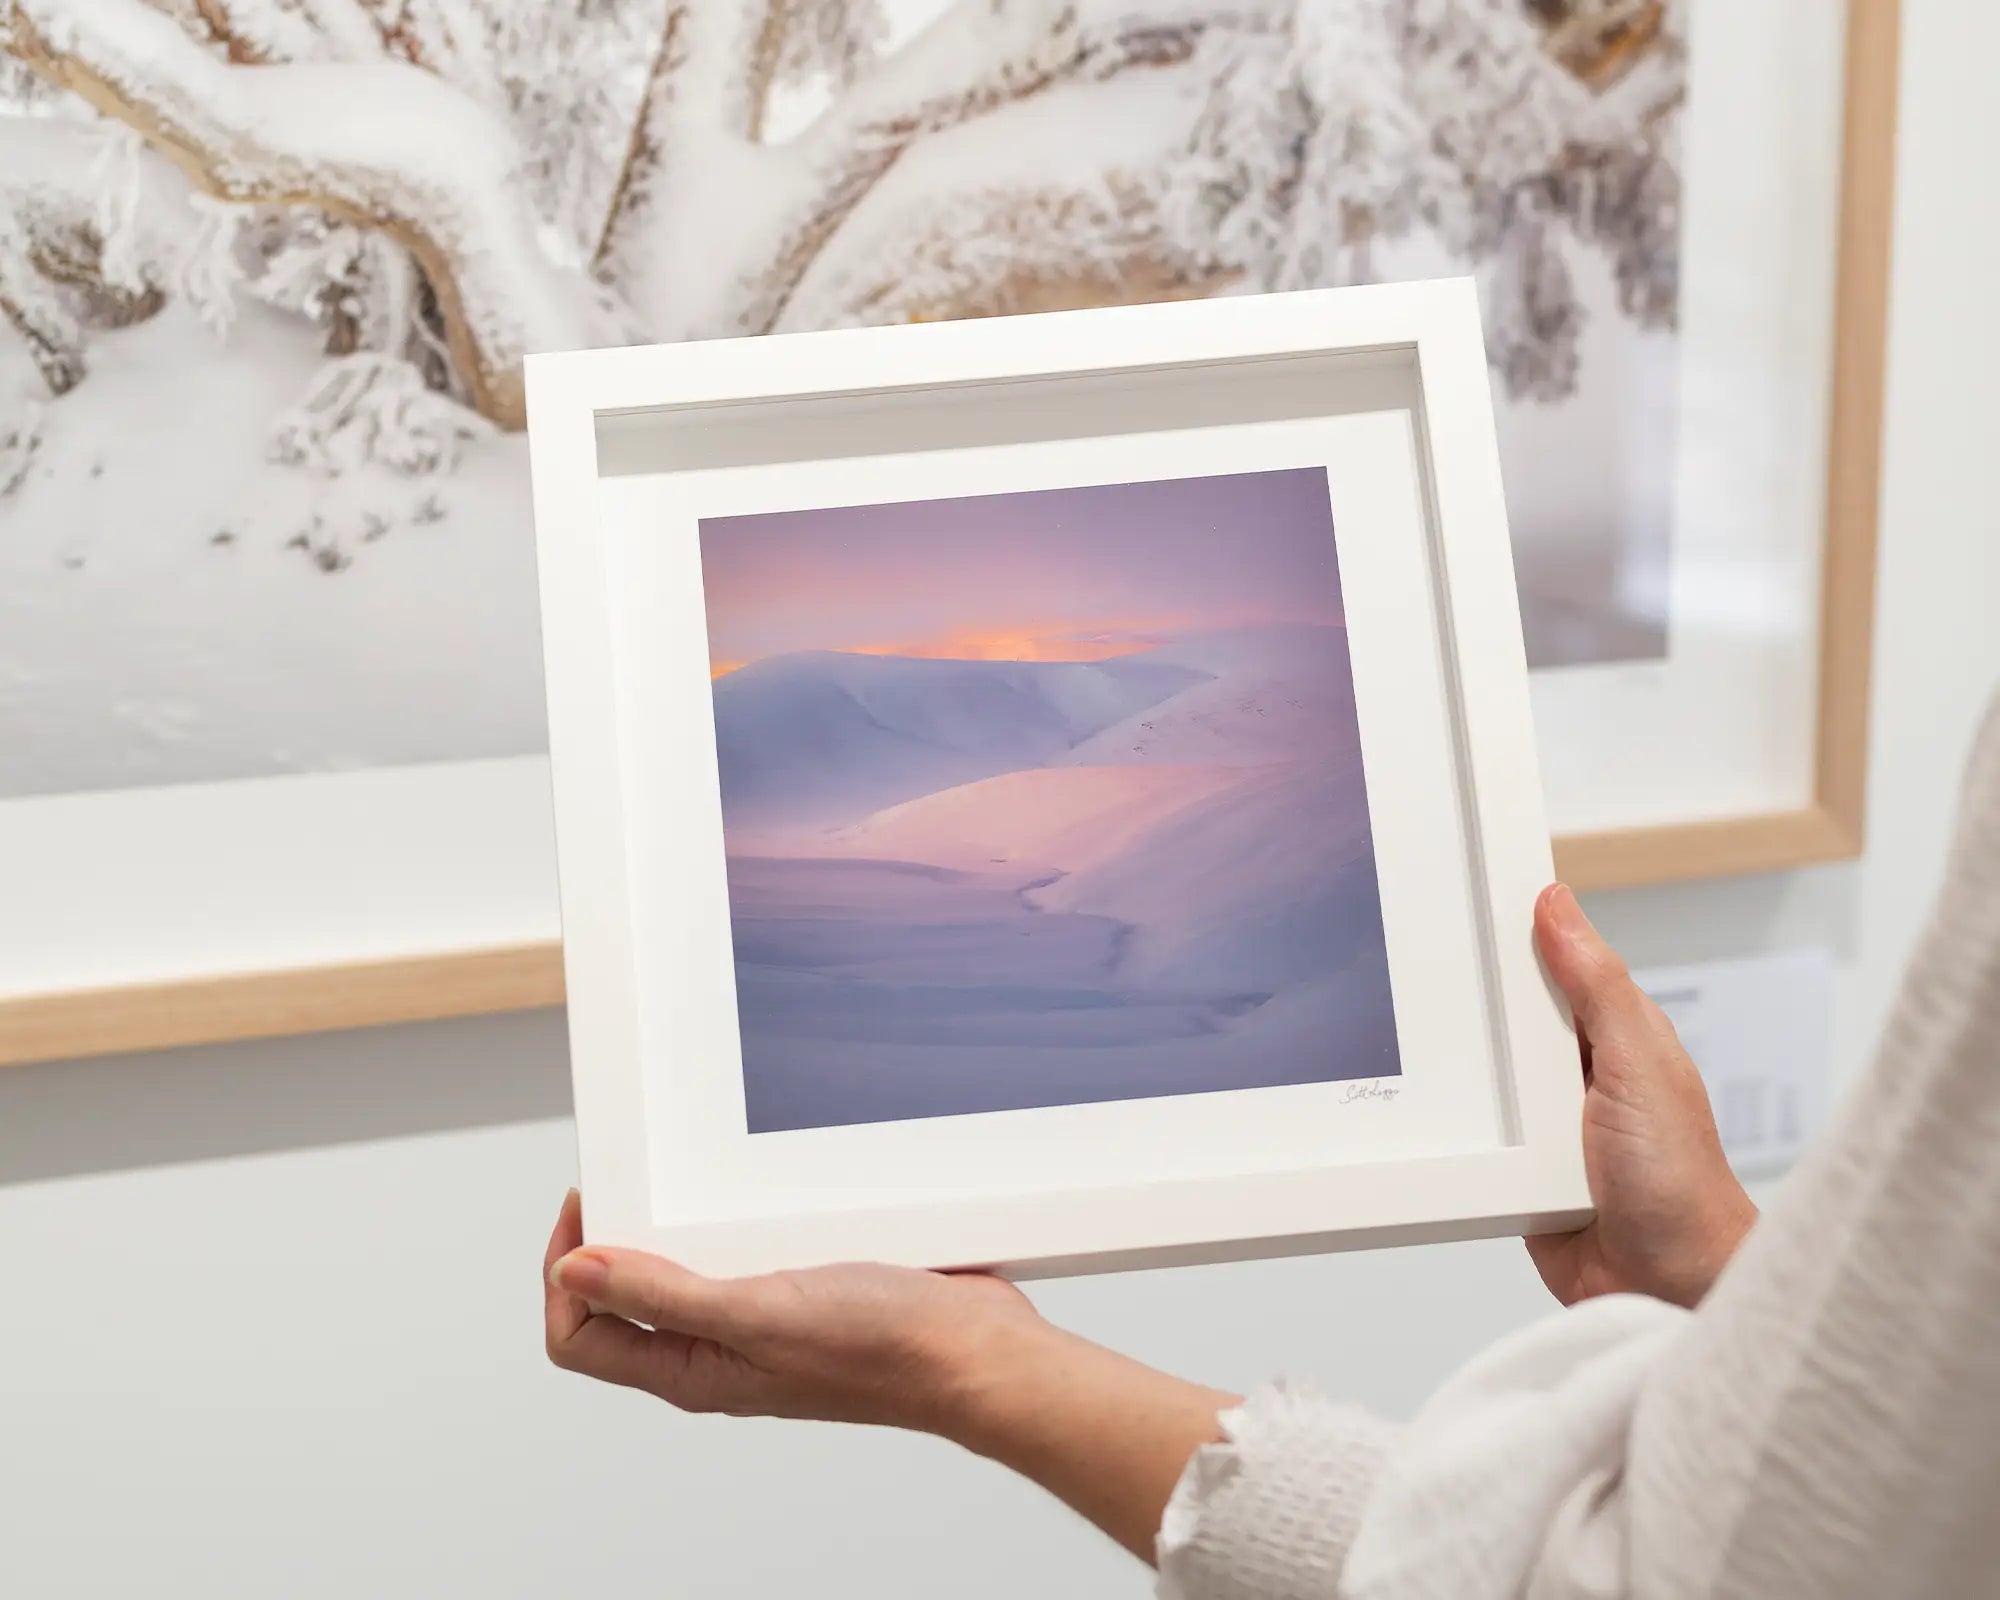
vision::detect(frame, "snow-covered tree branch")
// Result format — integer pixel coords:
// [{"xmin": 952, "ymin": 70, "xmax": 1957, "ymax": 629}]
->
[
  {"xmin": 591, "ymin": 4, "xmax": 686, "ymax": 273},
  {"xmin": 1541, "ymin": 0, "xmax": 1668, "ymax": 88},
  {"xmin": 184, "ymin": 0, "xmax": 465, "ymax": 72},
  {"xmin": 1157, "ymin": 0, "xmax": 1682, "ymax": 399},
  {"xmin": 780, "ymin": 172, "xmax": 1224, "ymax": 333},
  {"xmin": 3, "ymin": 0, "xmax": 1684, "ymax": 453},
  {"xmin": 0, "ymin": 115, "xmax": 206, "ymax": 393},
  {"xmin": 761, "ymin": 0, "xmax": 889, "ymax": 121},
  {"xmin": 601, "ymin": 0, "xmax": 1218, "ymax": 339},
  {"xmin": 738, "ymin": 0, "xmax": 1212, "ymax": 334},
  {"xmin": 5, "ymin": 0, "xmax": 595, "ymax": 426},
  {"xmin": 0, "ymin": 261, "xmax": 85, "ymax": 395},
  {"xmin": 188, "ymin": 0, "xmax": 274, "ymax": 66}
]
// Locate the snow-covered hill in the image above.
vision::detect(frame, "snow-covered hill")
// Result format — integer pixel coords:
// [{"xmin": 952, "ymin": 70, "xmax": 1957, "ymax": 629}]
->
[
  {"xmin": 712, "ymin": 647, "xmax": 1204, "ymax": 830},
  {"xmin": 719, "ymin": 621, "xmax": 1398, "ymax": 1130},
  {"xmin": 816, "ymin": 762, "xmax": 1243, "ymax": 875},
  {"xmin": 816, "ymin": 760, "xmax": 1379, "ymax": 997},
  {"xmin": 1030, "ymin": 762, "xmax": 1380, "ymax": 993},
  {"xmin": 1059, "ymin": 623, "xmax": 1362, "ymax": 768}
]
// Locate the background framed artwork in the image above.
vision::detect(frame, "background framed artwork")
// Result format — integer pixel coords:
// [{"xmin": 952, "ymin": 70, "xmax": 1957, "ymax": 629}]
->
[
  {"xmin": 1533, "ymin": 0, "xmax": 1898, "ymax": 888},
  {"xmin": 0, "ymin": 2, "xmax": 1897, "ymax": 1066},
  {"xmin": 531, "ymin": 282, "xmax": 1590, "ymax": 1276}
]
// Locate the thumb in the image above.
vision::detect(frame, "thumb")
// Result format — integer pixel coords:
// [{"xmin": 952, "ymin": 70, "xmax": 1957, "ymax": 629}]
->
[
  {"xmin": 551, "ymin": 1247, "xmax": 747, "ymax": 1341},
  {"xmin": 1534, "ymin": 883, "xmax": 1644, "ymax": 1036}
]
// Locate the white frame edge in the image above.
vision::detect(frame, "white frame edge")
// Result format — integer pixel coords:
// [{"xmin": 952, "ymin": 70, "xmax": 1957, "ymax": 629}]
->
[{"xmin": 528, "ymin": 279, "xmax": 1588, "ymax": 1280}]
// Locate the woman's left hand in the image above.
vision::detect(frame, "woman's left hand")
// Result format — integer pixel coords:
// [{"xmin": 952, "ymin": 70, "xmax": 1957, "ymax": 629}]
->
[{"xmin": 542, "ymin": 1190, "xmax": 1044, "ymax": 1433}]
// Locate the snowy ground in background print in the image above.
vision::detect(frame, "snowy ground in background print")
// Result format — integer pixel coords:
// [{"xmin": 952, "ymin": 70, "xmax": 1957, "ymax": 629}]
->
[
  {"xmin": 711, "ymin": 620, "xmax": 1400, "ymax": 1133},
  {"xmin": 0, "ymin": 305, "xmax": 550, "ymax": 795}
]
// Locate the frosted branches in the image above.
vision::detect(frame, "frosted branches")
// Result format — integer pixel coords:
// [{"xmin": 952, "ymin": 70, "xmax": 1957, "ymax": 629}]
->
[
  {"xmin": 1158, "ymin": 0, "xmax": 1682, "ymax": 400},
  {"xmin": 1167, "ymin": 1, "xmax": 1590, "ymax": 280},
  {"xmin": 188, "ymin": 0, "xmax": 459, "ymax": 71},
  {"xmin": 0, "ymin": 268, "xmax": 84, "ymax": 395},
  {"xmin": 251, "ymin": 213, "xmax": 411, "ymax": 357},
  {"xmin": 613, "ymin": 0, "xmax": 1216, "ymax": 339},
  {"xmin": 2, "ymin": 0, "xmax": 1686, "ymax": 443},
  {"xmin": 1485, "ymin": 213, "xmax": 1579, "ymax": 399},
  {"xmin": 771, "ymin": 0, "xmax": 888, "ymax": 99},
  {"xmin": 1552, "ymin": 7, "xmax": 1683, "ymax": 325},
  {"xmin": 783, "ymin": 175, "xmax": 1161, "ymax": 330},
  {"xmin": 268, "ymin": 351, "xmax": 493, "ymax": 476},
  {"xmin": 1541, "ymin": 0, "xmax": 1670, "ymax": 88},
  {"xmin": 0, "ymin": 117, "xmax": 203, "ymax": 394},
  {"xmin": 591, "ymin": 3, "xmax": 689, "ymax": 275},
  {"xmin": 6, "ymin": 0, "xmax": 595, "ymax": 426}
]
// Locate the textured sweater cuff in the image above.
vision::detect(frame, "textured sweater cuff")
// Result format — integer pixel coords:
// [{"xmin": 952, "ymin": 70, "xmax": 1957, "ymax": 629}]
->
[{"xmin": 1155, "ymin": 1380, "xmax": 1399, "ymax": 1600}]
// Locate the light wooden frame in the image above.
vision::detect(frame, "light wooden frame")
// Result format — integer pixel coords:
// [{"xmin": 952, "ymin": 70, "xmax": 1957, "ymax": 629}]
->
[
  {"xmin": 0, "ymin": 2, "xmax": 1899, "ymax": 1070},
  {"xmin": 1551, "ymin": 0, "xmax": 1899, "ymax": 889}
]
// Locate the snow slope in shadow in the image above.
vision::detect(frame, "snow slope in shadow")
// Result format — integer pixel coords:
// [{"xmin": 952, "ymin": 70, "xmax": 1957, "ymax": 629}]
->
[{"xmin": 717, "ymin": 623, "xmax": 1399, "ymax": 1132}]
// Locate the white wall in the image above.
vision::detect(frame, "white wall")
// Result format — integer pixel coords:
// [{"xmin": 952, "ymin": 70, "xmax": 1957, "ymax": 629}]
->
[{"xmin": 6, "ymin": 9, "xmax": 1999, "ymax": 1595}]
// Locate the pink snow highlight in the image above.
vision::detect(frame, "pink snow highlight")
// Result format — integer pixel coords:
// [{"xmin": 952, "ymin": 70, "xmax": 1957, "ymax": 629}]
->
[{"xmin": 820, "ymin": 761, "xmax": 1248, "ymax": 875}]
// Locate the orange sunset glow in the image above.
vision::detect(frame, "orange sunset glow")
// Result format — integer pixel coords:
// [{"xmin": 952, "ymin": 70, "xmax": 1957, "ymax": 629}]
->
[
  {"xmin": 852, "ymin": 623, "xmax": 1166, "ymax": 664},
  {"xmin": 697, "ymin": 472, "xmax": 1345, "ymax": 685},
  {"xmin": 711, "ymin": 622, "xmax": 1172, "ymax": 678}
]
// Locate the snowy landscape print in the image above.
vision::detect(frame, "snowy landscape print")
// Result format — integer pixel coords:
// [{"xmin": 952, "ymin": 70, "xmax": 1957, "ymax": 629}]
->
[
  {"xmin": 2, "ymin": 0, "xmax": 1683, "ymax": 799},
  {"xmin": 700, "ymin": 468, "xmax": 1399, "ymax": 1133}
]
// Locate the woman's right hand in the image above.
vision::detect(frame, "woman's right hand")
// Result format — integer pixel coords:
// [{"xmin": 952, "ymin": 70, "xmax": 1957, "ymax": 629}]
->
[
  {"xmin": 542, "ymin": 1192, "xmax": 1237, "ymax": 1561},
  {"xmin": 1528, "ymin": 884, "xmax": 1758, "ymax": 1309}
]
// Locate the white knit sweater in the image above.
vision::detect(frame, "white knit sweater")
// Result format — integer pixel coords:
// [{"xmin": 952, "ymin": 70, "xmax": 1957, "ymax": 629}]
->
[{"xmin": 1157, "ymin": 699, "xmax": 2000, "ymax": 1600}]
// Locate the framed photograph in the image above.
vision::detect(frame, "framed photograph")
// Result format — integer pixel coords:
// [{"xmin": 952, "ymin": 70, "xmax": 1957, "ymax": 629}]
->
[
  {"xmin": 0, "ymin": 2, "xmax": 1895, "ymax": 1069},
  {"xmin": 1522, "ymin": 0, "xmax": 1898, "ymax": 888},
  {"xmin": 529, "ymin": 279, "xmax": 1588, "ymax": 1276}
]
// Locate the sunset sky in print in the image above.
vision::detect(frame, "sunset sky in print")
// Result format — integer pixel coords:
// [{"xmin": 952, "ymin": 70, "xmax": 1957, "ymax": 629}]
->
[{"xmin": 697, "ymin": 469, "xmax": 1346, "ymax": 678}]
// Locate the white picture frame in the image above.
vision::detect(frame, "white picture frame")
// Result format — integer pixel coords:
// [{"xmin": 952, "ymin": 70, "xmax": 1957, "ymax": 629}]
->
[{"xmin": 527, "ymin": 279, "xmax": 1589, "ymax": 1279}]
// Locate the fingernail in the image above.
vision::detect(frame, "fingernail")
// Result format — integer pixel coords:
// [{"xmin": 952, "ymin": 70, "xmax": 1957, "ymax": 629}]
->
[
  {"xmin": 552, "ymin": 1250, "xmax": 608, "ymax": 1296},
  {"xmin": 1549, "ymin": 883, "xmax": 1588, "ymax": 928}
]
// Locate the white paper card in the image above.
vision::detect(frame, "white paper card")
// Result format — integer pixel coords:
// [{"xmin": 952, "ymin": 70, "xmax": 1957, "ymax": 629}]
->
[{"xmin": 1637, "ymin": 949, "xmax": 1834, "ymax": 1178}]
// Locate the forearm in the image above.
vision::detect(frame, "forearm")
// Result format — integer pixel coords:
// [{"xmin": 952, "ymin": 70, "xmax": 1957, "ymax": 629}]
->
[{"xmin": 939, "ymin": 1319, "xmax": 1236, "ymax": 1562}]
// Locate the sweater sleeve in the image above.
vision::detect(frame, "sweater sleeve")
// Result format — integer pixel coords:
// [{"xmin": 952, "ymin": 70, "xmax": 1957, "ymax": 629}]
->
[
  {"xmin": 1154, "ymin": 1382, "xmax": 1398, "ymax": 1600},
  {"xmin": 1157, "ymin": 1297, "xmax": 1688, "ymax": 1600},
  {"xmin": 1162, "ymin": 696, "xmax": 2000, "ymax": 1600}
]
